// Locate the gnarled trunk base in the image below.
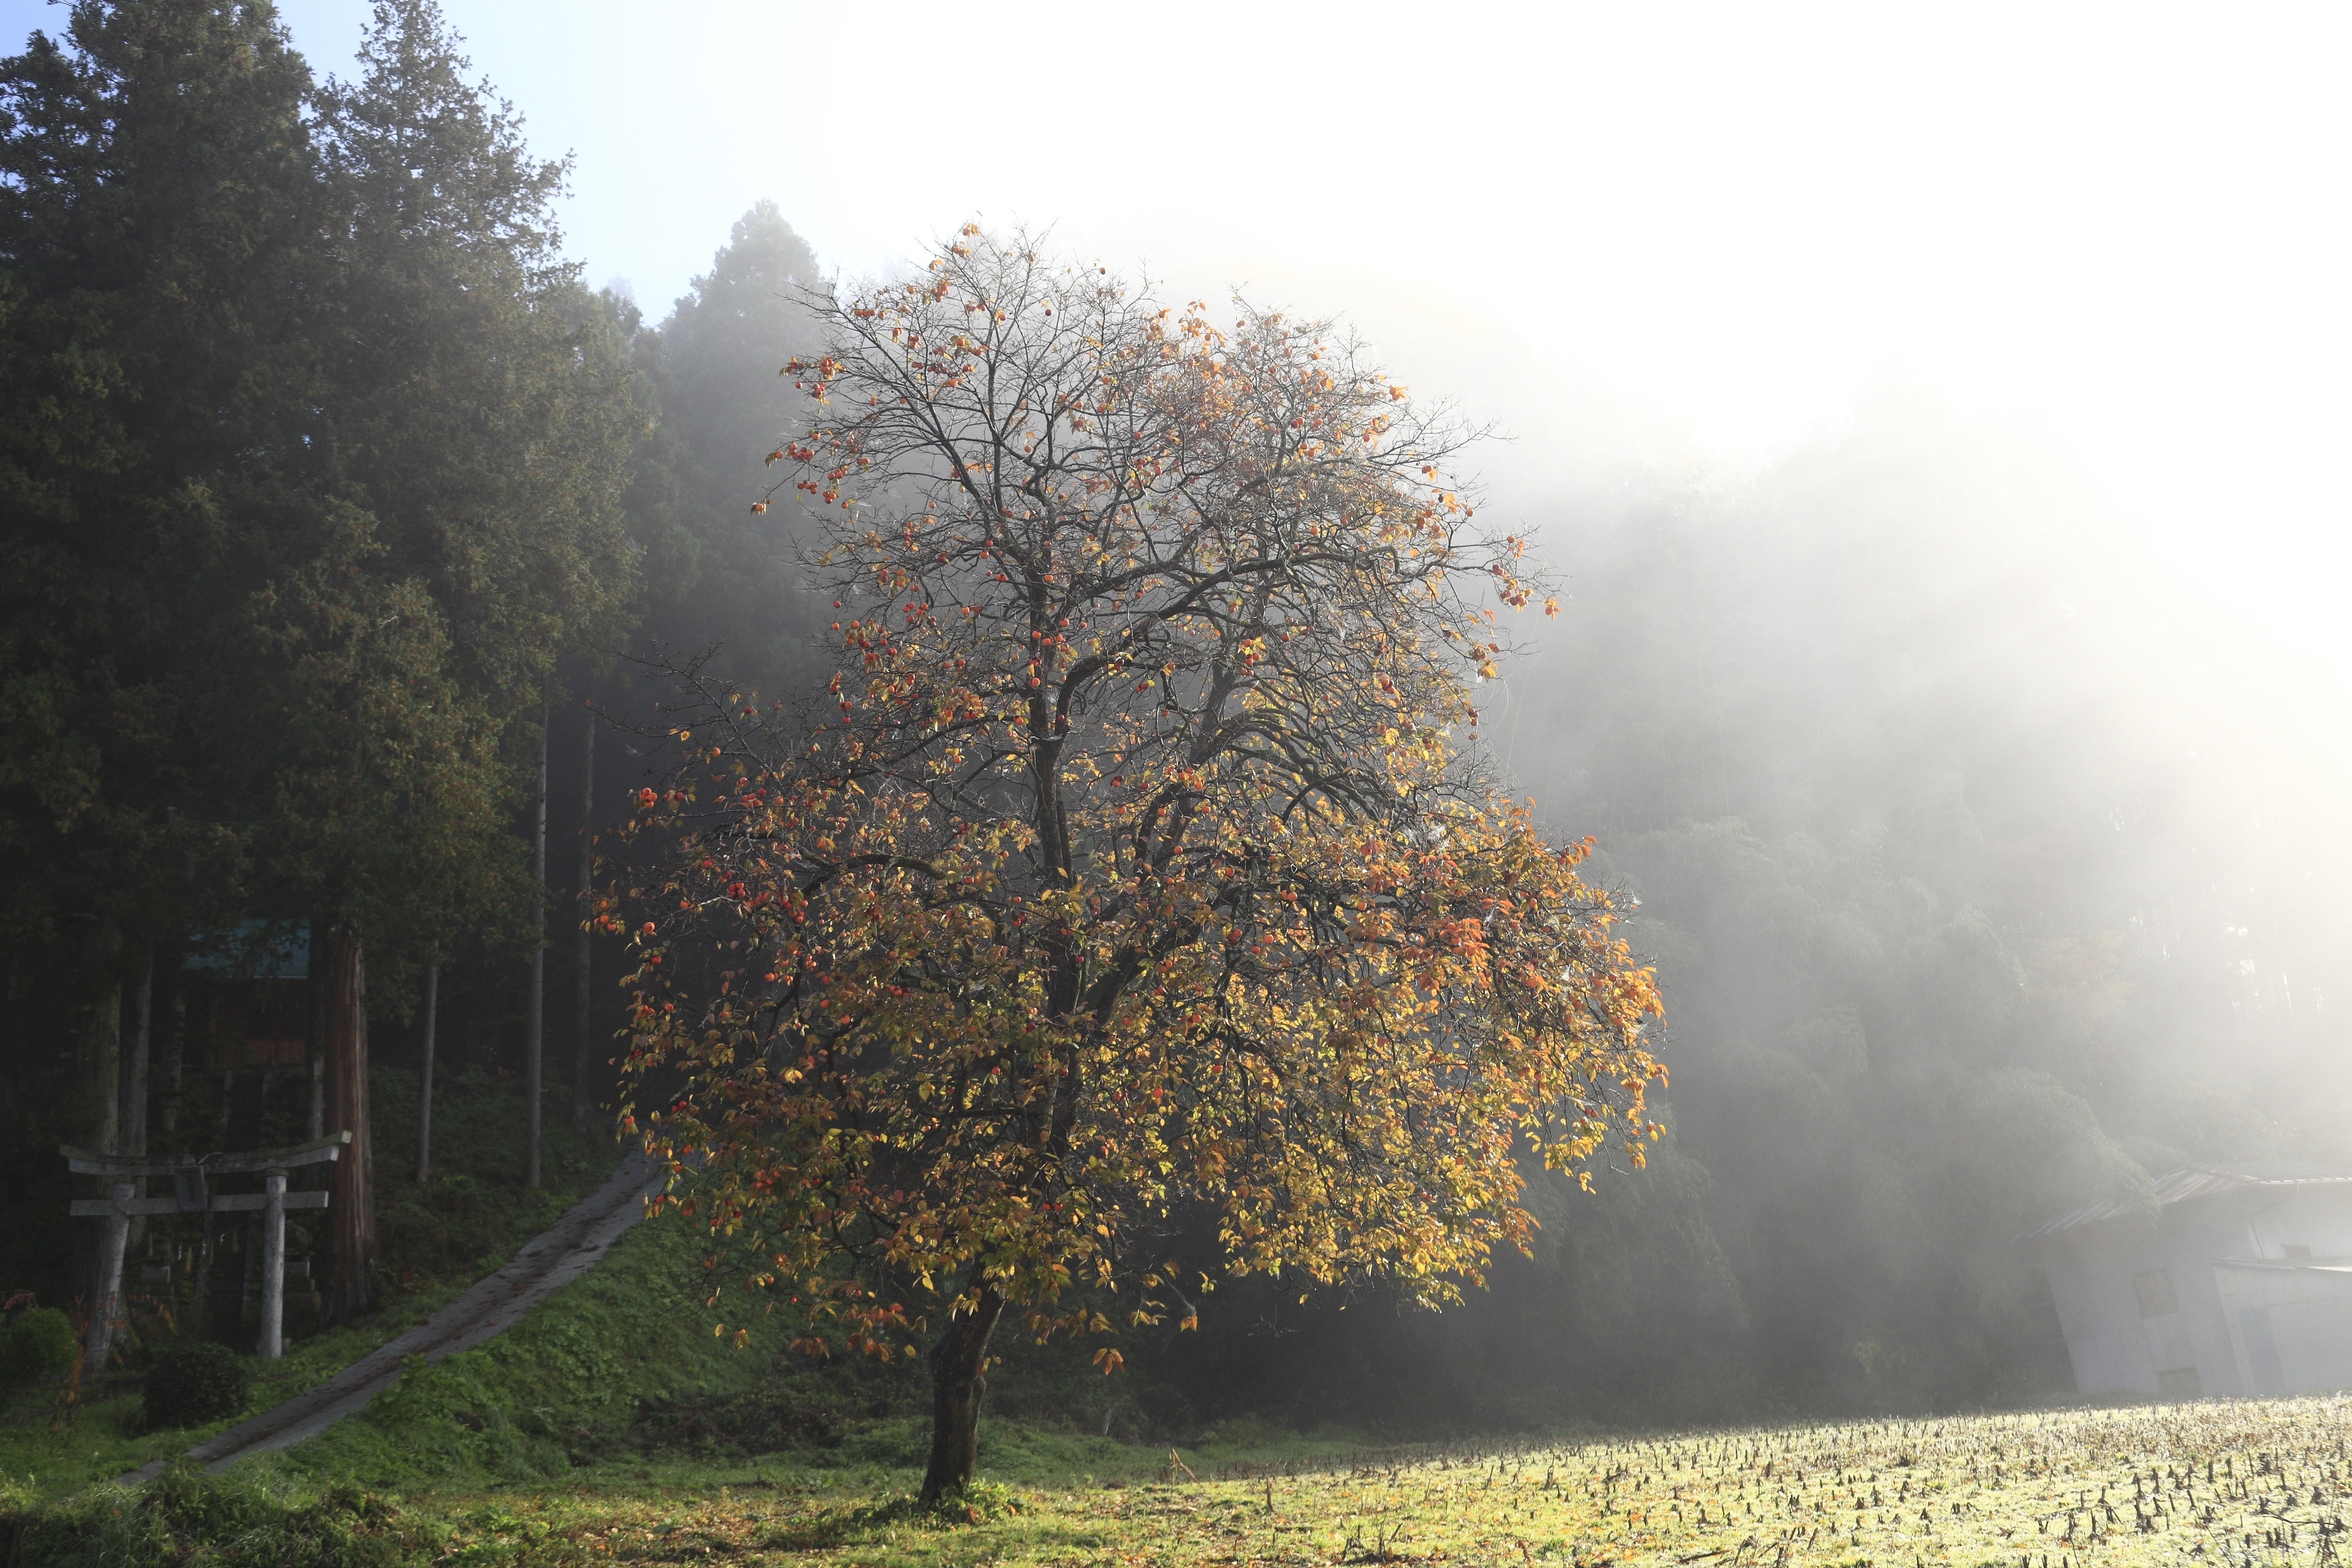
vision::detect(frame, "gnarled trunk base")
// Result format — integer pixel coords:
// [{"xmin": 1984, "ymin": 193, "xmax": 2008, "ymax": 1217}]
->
[{"xmin": 919, "ymin": 1284, "xmax": 1005, "ymax": 1503}]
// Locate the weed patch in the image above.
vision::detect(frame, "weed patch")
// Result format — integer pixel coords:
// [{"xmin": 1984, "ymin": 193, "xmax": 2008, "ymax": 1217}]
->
[{"xmin": 0, "ymin": 1461, "xmax": 421, "ymax": 1567}]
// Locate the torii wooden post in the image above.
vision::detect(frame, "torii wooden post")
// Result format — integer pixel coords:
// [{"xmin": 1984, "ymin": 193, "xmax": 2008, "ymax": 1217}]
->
[
  {"xmin": 63, "ymin": 1132, "xmax": 349, "ymax": 1366},
  {"xmin": 258, "ymin": 1171, "xmax": 288, "ymax": 1357},
  {"xmin": 87, "ymin": 1182, "xmax": 133, "ymax": 1377}
]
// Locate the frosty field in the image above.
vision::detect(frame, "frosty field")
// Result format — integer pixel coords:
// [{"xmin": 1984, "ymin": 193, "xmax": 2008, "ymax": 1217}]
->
[{"xmin": 360, "ymin": 1393, "xmax": 2352, "ymax": 1566}]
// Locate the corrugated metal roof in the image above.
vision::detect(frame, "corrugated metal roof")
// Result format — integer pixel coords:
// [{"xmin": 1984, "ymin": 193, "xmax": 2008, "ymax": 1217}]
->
[{"xmin": 2028, "ymin": 1163, "xmax": 2352, "ymax": 1238}]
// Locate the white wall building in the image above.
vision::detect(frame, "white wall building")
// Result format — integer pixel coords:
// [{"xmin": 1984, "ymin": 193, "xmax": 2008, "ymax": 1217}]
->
[{"xmin": 2034, "ymin": 1163, "xmax": 2352, "ymax": 1399}]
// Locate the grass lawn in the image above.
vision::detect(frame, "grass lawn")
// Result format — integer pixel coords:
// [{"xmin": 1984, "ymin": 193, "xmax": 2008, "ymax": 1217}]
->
[{"xmin": 14, "ymin": 1393, "xmax": 2352, "ymax": 1566}]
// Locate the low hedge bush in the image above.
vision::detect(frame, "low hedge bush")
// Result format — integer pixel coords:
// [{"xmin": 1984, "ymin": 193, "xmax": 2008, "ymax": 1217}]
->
[{"xmin": 145, "ymin": 1341, "xmax": 249, "ymax": 1430}]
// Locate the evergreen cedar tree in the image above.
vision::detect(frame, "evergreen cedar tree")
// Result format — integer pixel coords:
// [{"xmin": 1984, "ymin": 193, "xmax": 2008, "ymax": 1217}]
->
[
  {"xmin": 0, "ymin": 0, "xmax": 321, "ymax": 965},
  {"xmin": 1, "ymin": 0, "xmax": 634, "ymax": 1324},
  {"xmin": 612, "ymin": 229, "xmax": 1666, "ymax": 1501},
  {"xmin": 283, "ymin": 0, "xmax": 637, "ymax": 1316}
]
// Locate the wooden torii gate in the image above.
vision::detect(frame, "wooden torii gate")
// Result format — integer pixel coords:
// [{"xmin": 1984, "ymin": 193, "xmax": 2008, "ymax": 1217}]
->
[{"xmin": 62, "ymin": 1131, "xmax": 349, "ymax": 1370}]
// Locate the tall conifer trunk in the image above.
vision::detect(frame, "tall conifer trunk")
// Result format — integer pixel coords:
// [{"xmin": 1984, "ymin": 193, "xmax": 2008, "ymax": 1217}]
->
[
  {"xmin": 306, "ymin": 918, "xmax": 329, "ymax": 1140},
  {"xmin": 122, "ymin": 942, "xmax": 152, "ymax": 1159},
  {"xmin": 571, "ymin": 691, "xmax": 596, "ymax": 1135},
  {"xmin": 526, "ymin": 706, "xmax": 548, "ymax": 1186},
  {"xmin": 72, "ymin": 926, "xmax": 122, "ymax": 1322},
  {"xmin": 415, "ymin": 961, "xmax": 439, "ymax": 1182},
  {"xmin": 320, "ymin": 920, "xmax": 377, "ymax": 1321},
  {"xmin": 159, "ymin": 945, "xmax": 187, "ymax": 1136},
  {"xmin": 77, "ymin": 926, "xmax": 122, "ymax": 1155},
  {"xmin": 120, "ymin": 942, "xmax": 153, "ymax": 1267}
]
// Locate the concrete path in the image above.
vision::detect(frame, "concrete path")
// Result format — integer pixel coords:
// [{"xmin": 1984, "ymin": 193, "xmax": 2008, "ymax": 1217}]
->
[{"xmin": 122, "ymin": 1150, "xmax": 664, "ymax": 1483}]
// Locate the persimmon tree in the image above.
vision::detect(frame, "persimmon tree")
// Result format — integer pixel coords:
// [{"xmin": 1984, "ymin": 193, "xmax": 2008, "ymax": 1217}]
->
[{"xmin": 613, "ymin": 227, "xmax": 1664, "ymax": 1501}]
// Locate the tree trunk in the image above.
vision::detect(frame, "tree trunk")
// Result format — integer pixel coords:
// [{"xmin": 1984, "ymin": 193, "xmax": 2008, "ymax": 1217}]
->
[
  {"xmin": 319, "ymin": 919, "xmax": 377, "ymax": 1322},
  {"xmin": 77, "ymin": 928, "xmax": 122, "ymax": 1155},
  {"xmin": 571, "ymin": 690, "xmax": 596, "ymax": 1135},
  {"xmin": 121, "ymin": 942, "xmax": 153, "ymax": 1260},
  {"xmin": 415, "ymin": 961, "xmax": 438, "ymax": 1183},
  {"xmin": 920, "ymin": 1283, "xmax": 1006, "ymax": 1503},
  {"xmin": 121, "ymin": 941, "xmax": 152, "ymax": 1158},
  {"xmin": 305, "ymin": 918, "xmax": 328, "ymax": 1140},
  {"xmin": 526, "ymin": 704, "xmax": 548, "ymax": 1186},
  {"xmin": 72, "ymin": 926, "xmax": 122, "ymax": 1321},
  {"xmin": 159, "ymin": 946, "xmax": 187, "ymax": 1137}
]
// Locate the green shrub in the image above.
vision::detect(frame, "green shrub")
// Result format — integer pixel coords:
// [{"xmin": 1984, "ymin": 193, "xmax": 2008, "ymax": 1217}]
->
[
  {"xmin": 9, "ymin": 1462, "xmax": 415, "ymax": 1568},
  {"xmin": 145, "ymin": 1341, "xmax": 249, "ymax": 1430},
  {"xmin": 0, "ymin": 1306, "xmax": 76, "ymax": 1406}
]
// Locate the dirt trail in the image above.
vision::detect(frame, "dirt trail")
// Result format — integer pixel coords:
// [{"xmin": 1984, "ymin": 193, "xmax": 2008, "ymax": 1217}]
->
[{"xmin": 122, "ymin": 1151, "xmax": 663, "ymax": 1482}]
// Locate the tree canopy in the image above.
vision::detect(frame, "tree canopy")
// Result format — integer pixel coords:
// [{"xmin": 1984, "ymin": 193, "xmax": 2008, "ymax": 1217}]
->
[
  {"xmin": 615, "ymin": 230, "xmax": 1663, "ymax": 1497},
  {"xmin": 618, "ymin": 199, "xmax": 829, "ymax": 699}
]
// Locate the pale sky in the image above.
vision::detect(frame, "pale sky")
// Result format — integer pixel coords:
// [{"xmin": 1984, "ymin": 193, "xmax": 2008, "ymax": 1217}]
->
[{"xmin": 9, "ymin": 0, "xmax": 2348, "ymax": 667}]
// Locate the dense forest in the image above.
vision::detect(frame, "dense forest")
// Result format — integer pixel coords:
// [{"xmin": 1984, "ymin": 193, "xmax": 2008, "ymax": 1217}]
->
[
  {"xmin": 0, "ymin": 0, "xmax": 830, "ymax": 1329},
  {"xmin": 7, "ymin": 0, "xmax": 2348, "ymax": 1448}
]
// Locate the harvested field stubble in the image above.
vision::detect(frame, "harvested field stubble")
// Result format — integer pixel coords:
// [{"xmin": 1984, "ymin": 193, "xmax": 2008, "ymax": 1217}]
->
[
  {"xmin": 1332, "ymin": 1395, "xmax": 2352, "ymax": 1568},
  {"xmin": 339, "ymin": 1395, "xmax": 2352, "ymax": 1565}
]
